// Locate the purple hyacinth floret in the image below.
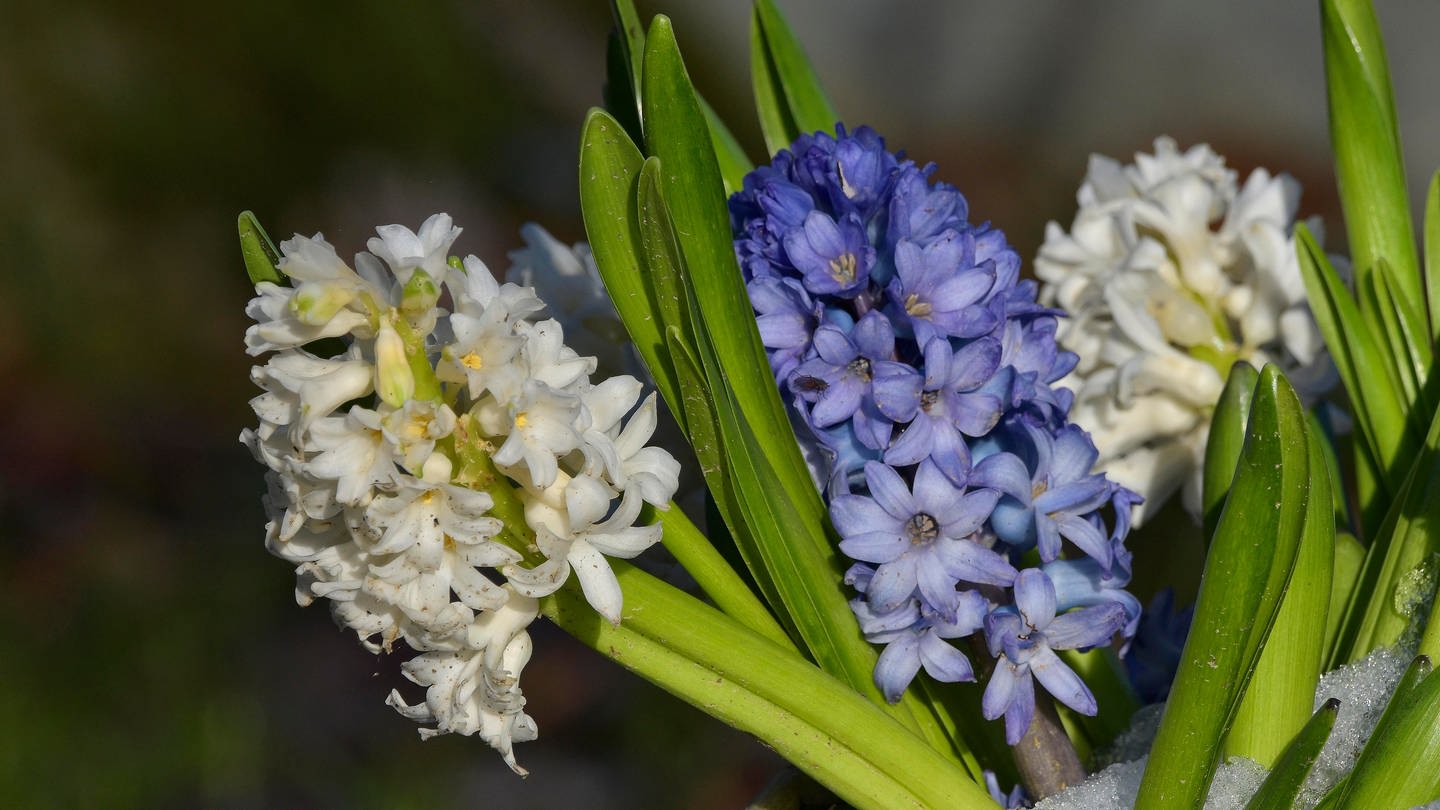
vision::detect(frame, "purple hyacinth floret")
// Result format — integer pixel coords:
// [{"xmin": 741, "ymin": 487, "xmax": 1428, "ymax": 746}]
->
[{"xmin": 732, "ymin": 124, "xmax": 1142, "ymax": 746}]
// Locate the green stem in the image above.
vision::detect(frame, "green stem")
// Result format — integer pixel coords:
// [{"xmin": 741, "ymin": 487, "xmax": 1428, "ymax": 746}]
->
[
  {"xmin": 541, "ymin": 561, "xmax": 997, "ymax": 810},
  {"xmin": 653, "ymin": 503, "xmax": 796, "ymax": 651},
  {"xmin": 450, "ymin": 415, "xmax": 539, "ymax": 563},
  {"xmin": 1060, "ymin": 647, "xmax": 1141, "ymax": 749}
]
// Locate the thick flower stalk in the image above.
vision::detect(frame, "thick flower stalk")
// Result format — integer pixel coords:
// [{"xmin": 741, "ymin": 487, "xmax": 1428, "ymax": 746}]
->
[
  {"xmin": 732, "ymin": 125, "xmax": 1139, "ymax": 744},
  {"xmin": 241, "ymin": 214, "xmax": 679, "ymax": 773},
  {"xmin": 1035, "ymin": 137, "xmax": 1335, "ymax": 523}
]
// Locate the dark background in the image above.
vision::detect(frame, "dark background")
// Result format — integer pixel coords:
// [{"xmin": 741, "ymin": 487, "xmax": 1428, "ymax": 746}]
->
[{"xmin": 4, "ymin": 1, "xmax": 1439, "ymax": 807}]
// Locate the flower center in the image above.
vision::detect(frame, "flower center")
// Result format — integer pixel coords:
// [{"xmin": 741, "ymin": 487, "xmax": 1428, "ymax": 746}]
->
[
  {"xmin": 906, "ymin": 512, "xmax": 939, "ymax": 543},
  {"xmin": 514, "ymin": 412, "xmax": 530, "ymax": 429},
  {"xmin": 828, "ymin": 252, "xmax": 858, "ymax": 285},
  {"xmin": 904, "ymin": 293, "xmax": 932, "ymax": 317},
  {"xmin": 919, "ymin": 390, "xmax": 939, "ymax": 412},
  {"xmin": 846, "ymin": 357, "xmax": 872, "ymax": 381},
  {"xmin": 459, "ymin": 351, "xmax": 484, "ymax": 370}
]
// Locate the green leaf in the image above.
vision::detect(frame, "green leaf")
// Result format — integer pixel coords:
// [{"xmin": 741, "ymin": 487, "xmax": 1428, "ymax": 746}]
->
[
  {"xmin": 636, "ymin": 158, "xmax": 698, "ymax": 353},
  {"xmin": 1059, "ymin": 647, "xmax": 1141, "ymax": 748},
  {"xmin": 1332, "ymin": 657, "xmax": 1440, "ymax": 810},
  {"xmin": 1363, "ymin": 265, "xmax": 1431, "ymax": 411},
  {"xmin": 607, "ymin": 0, "xmax": 646, "ymax": 134},
  {"xmin": 699, "ymin": 95, "xmax": 754, "ymax": 197},
  {"xmin": 749, "ymin": 5, "xmax": 799, "ymax": 156},
  {"xmin": 1322, "ymin": 0, "xmax": 1421, "ymax": 313},
  {"xmin": 1421, "ymin": 575, "xmax": 1440, "ymax": 663},
  {"xmin": 1226, "ymin": 416, "xmax": 1334, "ymax": 766},
  {"xmin": 1295, "ymin": 225, "xmax": 1414, "ymax": 528},
  {"xmin": 1135, "ymin": 366, "xmax": 1311, "ymax": 810},
  {"xmin": 237, "ymin": 211, "xmax": 282, "ymax": 286},
  {"xmin": 1335, "ymin": 402, "xmax": 1440, "ymax": 663},
  {"xmin": 1425, "ymin": 170, "xmax": 1440, "ymax": 345},
  {"xmin": 666, "ymin": 328, "xmax": 793, "ymax": 642},
  {"xmin": 641, "ymin": 16, "xmax": 819, "ymax": 516},
  {"xmin": 540, "ymin": 562, "xmax": 998, "ymax": 810},
  {"xmin": 1202, "ymin": 362, "xmax": 1260, "ymax": 541},
  {"xmin": 577, "ymin": 109, "xmax": 684, "ymax": 423},
  {"xmin": 1326, "ymin": 531, "xmax": 1366, "ymax": 656},
  {"xmin": 1242, "ymin": 699, "xmax": 1340, "ymax": 810},
  {"xmin": 603, "ymin": 31, "xmax": 644, "ymax": 147},
  {"xmin": 751, "ymin": 0, "xmax": 838, "ymax": 135},
  {"xmin": 1310, "ymin": 409, "xmax": 1351, "ymax": 528}
]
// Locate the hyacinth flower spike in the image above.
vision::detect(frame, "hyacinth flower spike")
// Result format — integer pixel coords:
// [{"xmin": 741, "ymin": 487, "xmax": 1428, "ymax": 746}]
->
[
  {"xmin": 983, "ymin": 568, "xmax": 1128, "ymax": 744},
  {"xmin": 243, "ymin": 215, "xmax": 681, "ymax": 773}
]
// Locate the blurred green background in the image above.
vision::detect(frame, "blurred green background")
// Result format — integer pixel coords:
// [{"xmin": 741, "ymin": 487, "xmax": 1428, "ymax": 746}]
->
[{"xmin": 4, "ymin": 1, "xmax": 1439, "ymax": 806}]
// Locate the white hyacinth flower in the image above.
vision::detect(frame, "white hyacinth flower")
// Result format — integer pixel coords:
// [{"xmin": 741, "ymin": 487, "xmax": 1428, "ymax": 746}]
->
[
  {"xmin": 241, "ymin": 215, "xmax": 681, "ymax": 773},
  {"xmin": 506, "ymin": 224, "xmax": 634, "ymax": 380},
  {"xmin": 1036, "ymin": 137, "xmax": 1336, "ymax": 524}
]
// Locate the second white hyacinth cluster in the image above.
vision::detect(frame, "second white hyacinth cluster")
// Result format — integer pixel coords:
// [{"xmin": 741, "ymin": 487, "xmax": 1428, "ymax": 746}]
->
[
  {"xmin": 1036, "ymin": 137, "xmax": 1336, "ymax": 524},
  {"xmin": 241, "ymin": 214, "xmax": 679, "ymax": 773}
]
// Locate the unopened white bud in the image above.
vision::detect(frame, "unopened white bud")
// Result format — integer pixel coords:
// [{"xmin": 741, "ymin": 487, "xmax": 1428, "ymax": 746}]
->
[
  {"xmin": 374, "ymin": 323, "xmax": 415, "ymax": 407},
  {"xmin": 289, "ymin": 281, "xmax": 355, "ymax": 325}
]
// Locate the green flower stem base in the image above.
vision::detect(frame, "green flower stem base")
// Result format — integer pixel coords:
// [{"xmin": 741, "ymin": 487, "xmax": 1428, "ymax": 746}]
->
[{"xmin": 540, "ymin": 560, "xmax": 997, "ymax": 810}]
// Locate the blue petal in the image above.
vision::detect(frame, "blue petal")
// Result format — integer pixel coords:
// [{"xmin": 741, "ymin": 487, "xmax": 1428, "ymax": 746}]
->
[
  {"xmin": 1031, "ymin": 646, "xmax": 1097, "ymax": 716},
  {"xmin": 919, "ymin": 631, "xmax": 975, "ymax": 683},
  {"xmin": 1045, "ymin": 602, "xmax": 1127, "ymax": 651},
  {"xmin": 874, "ymin": 633, "xmax": 923, "ymax": 702},
  {"xmin": 1013, "ymin": 569, "xmax": 1057, "ymax": 628}
]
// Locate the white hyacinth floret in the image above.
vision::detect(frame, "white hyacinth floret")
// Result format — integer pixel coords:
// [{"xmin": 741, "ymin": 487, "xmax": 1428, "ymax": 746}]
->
[
  {"xmin": 1036, "ymin": 137, "xmax": 1336, "ymax": 525},
  {"xmin": 241, "ymin": 213, "xmax": 680, "ymax": 774}
]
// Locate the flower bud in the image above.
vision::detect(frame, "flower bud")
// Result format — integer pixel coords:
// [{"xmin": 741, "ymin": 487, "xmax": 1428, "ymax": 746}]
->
[
  {"xmin": 374, "ymin": 322, "xmax": 416, "ymax": 407},
  {"xmin": 289, "ymin": 281, "xmax": 355, "ymax": 325},
  {"xmin": 400, "ymin": 269, "xmax": 440, "ymax": 323}
]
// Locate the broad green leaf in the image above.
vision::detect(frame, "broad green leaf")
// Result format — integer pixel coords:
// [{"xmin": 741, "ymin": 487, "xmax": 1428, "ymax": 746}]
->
[
  {"xmin": 237, "ymin": 211, "xmax": 282, "ymax": 285},
  {"xmin": 1326, "ymin": 531, "xmax": 1365, "ymax": 656},
  {"xmin": 540, "ymin": 562, "xmax": 997, "ymax": 810},
  {"xmin": 752, "ymin": 0, "xmax": 839, "ymax": 135},
  {"xmin": 1227, "ymin": 418, "xmax": 1334, "ymax": 766},
  {"xmin": 1242, "ymin": 699, "xmax": 1340, "ymax": 810},
  {"xmin": 1202, "ymin": 362, "xmax": 1259, "ymax": 541},
  {"xmin": 699, "ymin": 94, "xmax": 754, "ymax": 196},
  {"xmin": 1426, "ymin": 170, "xmax": 1440, "ymax": 344},
  {"xmin": 666, "ymin": 328, "xmax": 793, "ymax": 644},
  {"xmin": 1336, "ymin": 402, "xmax": 1440, "ymax": 662},
  {"xmin": 640, "ymin": 16, "xmax": 821, "ymax": 518},
  {"xmin": 608, "ymin": 1, "xmax": 752, "ymax": 192},
  {"xmin": 1331, "ymin": 657, "xmax": 1440, "ymax": 810},
  {"xmin": 1364, "ymin": 265, "xmax": 1431, "ymax": 412},
  {"xmin": 1295, "ymin": 225, "xmax": 1413, "ymax": 525},
  {"xmin": 1322, "ymin": 0, "xmax": 1421, "ymax": 311},
  {"xmin": 749, "ymin": 5, "xmax": 799, "ymax": 156},
  {"xmin": 577, "ymin": 110, "xmax": 684, "ymax": 423},
  {"xmin": 1361, "ymin": 267, "xmax": 1417, "ymax": 405},
  {"xmin": 1135, "ymin": 366, "xmax": 1310, "ymax": 810},
  {"xmin": 636, "ymin": 158, "xmax": 697, "ymax": 350}
]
